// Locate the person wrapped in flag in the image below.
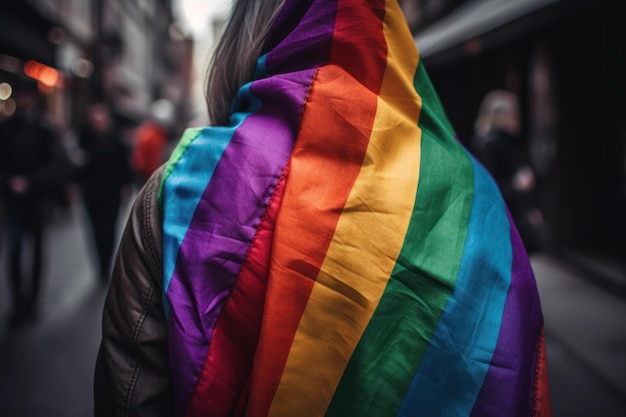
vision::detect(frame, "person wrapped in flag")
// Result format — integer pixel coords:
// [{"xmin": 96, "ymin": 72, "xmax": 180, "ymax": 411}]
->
[{"xmin": 94, "ymin": 0, "xmax": 552, "ymax": 416}]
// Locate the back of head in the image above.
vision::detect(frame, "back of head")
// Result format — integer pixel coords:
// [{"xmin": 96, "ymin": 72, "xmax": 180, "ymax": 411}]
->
[
  {"xmin": 205, "ymin": 0, "xmax": 287, "ymax": 126},
  {"xmin": 474, "ymin": 90, "xmax": 521, "ymax": 137}
]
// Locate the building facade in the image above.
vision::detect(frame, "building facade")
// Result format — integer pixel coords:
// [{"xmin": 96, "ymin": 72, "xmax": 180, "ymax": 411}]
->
[{"xmin": 0, "ymin": 0, "xmax": 193, "ymax": 134}]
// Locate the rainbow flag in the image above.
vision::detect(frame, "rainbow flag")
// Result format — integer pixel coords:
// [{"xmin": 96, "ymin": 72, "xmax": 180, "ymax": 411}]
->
[{"xmin": 159, "ymin": 0, "xmax": 551, "ymax": 416}]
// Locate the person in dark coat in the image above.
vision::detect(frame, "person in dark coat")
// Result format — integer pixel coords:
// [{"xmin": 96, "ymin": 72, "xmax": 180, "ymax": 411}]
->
[
  {"xmin": 471, "ymin": 90, "xmax": 544, "ymax": 252},
  {"xmin": 75, "ymin": 103, "xmax": 132, "ymax": 283},
  {"xmin": 0, "ymin": 80, "xmax": 69, "ymax": 329}
]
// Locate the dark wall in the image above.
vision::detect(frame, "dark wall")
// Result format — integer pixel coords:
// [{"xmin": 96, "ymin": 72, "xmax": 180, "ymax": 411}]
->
[
  {"xmin": 546, "ymin": 4, "xmax": 625, "ymax": 255},
  {"xmin": 422, "ymin": 1, "xmax": 625, "ymax": 259}
]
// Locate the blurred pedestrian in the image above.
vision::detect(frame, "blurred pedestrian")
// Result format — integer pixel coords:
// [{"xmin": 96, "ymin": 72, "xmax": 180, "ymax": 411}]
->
[
  {"xmin": 95, "ymin": 1, "xmax": 551, "ymax": 416},
  {"xmin": 471, "ymin": 90, "xmax": 544, "ymax": 252},
  {"xmin": 0, "ymin": 79, "xmax": 70, "ymax": 329},
  {"xmin": 75, "ymin": 103, "xmax": 132, "ymax": 283},
  {"xmin": 131, "ymin": 98, "xmax": 174, "ymax": 187}
]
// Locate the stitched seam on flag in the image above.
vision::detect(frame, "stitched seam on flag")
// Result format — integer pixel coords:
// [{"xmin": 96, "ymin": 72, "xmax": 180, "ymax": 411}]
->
[
  {"xmin": 185, "ymin": 167, "xmax": 291, "ymax": 417},
  {"xmin": 532, "ymin": 326, "xmax": 543, "ymax": 417},
  {"xmin": 252, "ymin": 66, "xmax": 321, "ymax": 417},
  {"xmin": 185, "ymin": 68, "xmax": 319, "ymax": 417},
  {"xmin": 299, "ymin": 68, "xmax": 319, "ymax": 128},
  {"xmin": 228, "ymin": 164, "xmax": 290, "ymax": 414}
]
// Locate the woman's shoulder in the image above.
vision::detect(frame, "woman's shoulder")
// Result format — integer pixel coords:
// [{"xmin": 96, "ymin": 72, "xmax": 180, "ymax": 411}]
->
[{"xmin": 118, "ymin": 163, "xmax": 166, "ymax": 282}]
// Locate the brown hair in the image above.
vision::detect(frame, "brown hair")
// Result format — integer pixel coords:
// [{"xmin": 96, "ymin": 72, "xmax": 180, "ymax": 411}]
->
[{"xmin": 205, "ymin": 0, "xmax": 286, "ymax": 126}]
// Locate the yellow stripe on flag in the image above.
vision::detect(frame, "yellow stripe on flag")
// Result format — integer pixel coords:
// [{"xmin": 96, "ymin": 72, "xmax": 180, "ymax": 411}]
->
[{"xmin": 269, "ymin": 2, "xmax": 423, "ymax": 416}]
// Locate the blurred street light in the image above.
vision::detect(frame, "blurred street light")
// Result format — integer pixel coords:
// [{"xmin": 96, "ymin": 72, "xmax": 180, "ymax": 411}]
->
[{"xmin": 0, "ymin": 82, "xmax": 12, "ymax": 100}]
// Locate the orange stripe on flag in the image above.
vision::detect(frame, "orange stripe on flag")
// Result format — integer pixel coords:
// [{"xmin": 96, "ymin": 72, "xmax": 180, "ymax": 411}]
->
[{"xmin": 246, "ymin": 66, "xmax": 379, "ymax": 417}]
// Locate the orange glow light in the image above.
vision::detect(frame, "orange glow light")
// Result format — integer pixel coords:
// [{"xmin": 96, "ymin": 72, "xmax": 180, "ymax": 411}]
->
[{"xmin": 23, "ymin": 60, "xmax": 59, "ymax": 87}]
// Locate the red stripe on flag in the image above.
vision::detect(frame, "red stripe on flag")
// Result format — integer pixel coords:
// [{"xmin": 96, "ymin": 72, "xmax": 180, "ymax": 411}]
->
[{"xmin": 185, "ymin": 168, "xmax": 290, "ymax": 417}]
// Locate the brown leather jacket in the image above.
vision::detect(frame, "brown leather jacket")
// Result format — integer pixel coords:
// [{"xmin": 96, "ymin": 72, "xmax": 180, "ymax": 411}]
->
[{"xmin": 94, "ymin": 165, "xmax": 173, "ymax": 416}]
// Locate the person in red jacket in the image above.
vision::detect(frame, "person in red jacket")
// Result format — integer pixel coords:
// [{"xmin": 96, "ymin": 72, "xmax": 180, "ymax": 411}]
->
[{"xmin": 131, "ymin": 99, "xmax": 174, "ymax": 186}]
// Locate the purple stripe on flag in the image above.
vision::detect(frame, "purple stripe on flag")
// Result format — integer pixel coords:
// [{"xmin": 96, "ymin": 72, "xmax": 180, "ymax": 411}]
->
[
  {"xmin": 265, "ymin": 0, "xmax": 337, "ymax": 74},
  {"xmin": 167, "ymin": 69, "xmax": 318, "ymax": 414},
  {"xmin": 471, "ymin": 215, "xmax": 544, "ymax": 416}
]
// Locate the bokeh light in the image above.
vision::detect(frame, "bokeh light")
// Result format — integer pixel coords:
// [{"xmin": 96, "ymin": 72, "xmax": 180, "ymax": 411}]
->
[
  {"xmin": 23, "ymin": 60, "xmax": 59, "ymax": 87},
  {"xmin": 0, "ymin": 82, "xmax": 12, "ymax": 100}
]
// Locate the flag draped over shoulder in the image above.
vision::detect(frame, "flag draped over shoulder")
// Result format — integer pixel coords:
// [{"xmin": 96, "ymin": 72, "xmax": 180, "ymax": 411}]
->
[{"xmin": 159, "ymin": 0, "xmax": 551, "ymax": 416}]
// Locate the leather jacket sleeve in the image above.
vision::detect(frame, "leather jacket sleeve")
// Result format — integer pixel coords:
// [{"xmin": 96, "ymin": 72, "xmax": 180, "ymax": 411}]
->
[{"xmin": 94, "ymin": 165, "xmax": 173, "ymax": 416}]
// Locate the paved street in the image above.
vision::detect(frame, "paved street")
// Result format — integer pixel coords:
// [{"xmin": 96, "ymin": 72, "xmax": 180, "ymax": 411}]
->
[
  {"xmin": 0, "ymin": 199, "xmax": 625, "ymax": 416},
  {"xmin": 532, "ymin": 253, "xmax": 626, "ymax": 416},
  {"xmin": 0, "ymin": 197, "xmax": 131, "ymax": 417}
]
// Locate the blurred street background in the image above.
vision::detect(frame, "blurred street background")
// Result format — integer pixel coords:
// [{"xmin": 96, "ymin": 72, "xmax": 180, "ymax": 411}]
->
[{"xmin": 1, "ymin": 0, "xmax": 625, "ymax": 416}]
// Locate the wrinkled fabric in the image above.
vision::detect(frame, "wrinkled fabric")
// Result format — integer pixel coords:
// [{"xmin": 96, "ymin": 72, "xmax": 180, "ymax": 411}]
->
[{"xmin": 159, "ymin": 1, "xmax": 551, "ymax": 416}]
